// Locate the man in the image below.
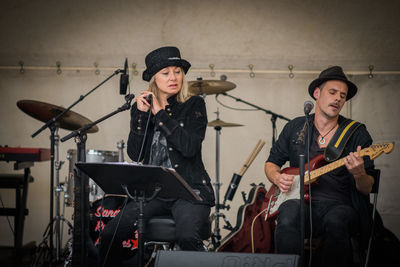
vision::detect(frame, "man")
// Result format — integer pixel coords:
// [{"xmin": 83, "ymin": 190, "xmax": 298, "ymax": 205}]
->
[{"xmin": 265, "ymin": 66, "xmax": 377, "ymax": 266}]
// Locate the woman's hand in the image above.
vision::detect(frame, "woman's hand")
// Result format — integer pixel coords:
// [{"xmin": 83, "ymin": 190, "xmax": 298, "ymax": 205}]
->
[
  {"xmin": 136, "ymin": 92, "xmax": 152, "ymax": 112},
  {"xmin": 137, "ymin": 91, "xmax": 165, "ymax": 115}
]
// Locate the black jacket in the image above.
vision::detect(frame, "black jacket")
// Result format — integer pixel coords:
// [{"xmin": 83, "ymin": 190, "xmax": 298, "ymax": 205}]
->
[{"xmin": 127, "ymin": 95, "xmax": 215, "ymax": 206}]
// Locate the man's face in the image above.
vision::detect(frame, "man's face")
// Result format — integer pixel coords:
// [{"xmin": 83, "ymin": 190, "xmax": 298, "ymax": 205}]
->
[{"xmin": 313, "ymin": 80, "xmax": 348, "ymax": 119}]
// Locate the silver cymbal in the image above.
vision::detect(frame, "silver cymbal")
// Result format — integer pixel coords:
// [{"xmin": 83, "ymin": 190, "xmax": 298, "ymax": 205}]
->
[
  {"xmin": 17, "ymin": 99, "xmax": 99, "ymax": 133},
  {"xmin": 188, "ymin": 80, "xmax": 236, "ymax": 95},
  {"xmin": 207, "ymin": 119, "xmax": 243, "ymax": 128}
]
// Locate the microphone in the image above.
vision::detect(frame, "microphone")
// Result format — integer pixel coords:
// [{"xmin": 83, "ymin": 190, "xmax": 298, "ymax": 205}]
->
[
  {"xmin": 304, "ymin": 100, "xmax": 314, "ymax": 115},
  {"xmin": 144, "ymin": 94, "xmax": 152, "ymax": 103},
  {"xmin": 119, "ymin": 58, "xmax": 129, "ymax": 95}
]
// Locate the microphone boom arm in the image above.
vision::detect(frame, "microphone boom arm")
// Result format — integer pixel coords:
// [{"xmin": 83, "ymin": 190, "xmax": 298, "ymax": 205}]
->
[
  {"xmin": 60, "ymin": 93, "xmax": 134, "ymax": 143},
  {"xmin": 32, "ymin": 68, "xmax": 123, "ymax": 138},
  {"xmin": 217, "ymin": 93, "xmax": 290, "ymax": 145}
]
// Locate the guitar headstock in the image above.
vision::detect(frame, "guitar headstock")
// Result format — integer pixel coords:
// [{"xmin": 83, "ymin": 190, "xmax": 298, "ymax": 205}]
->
[{"xmin": 361, "ymin": 142, "xmax": 395, "ymax": 160}]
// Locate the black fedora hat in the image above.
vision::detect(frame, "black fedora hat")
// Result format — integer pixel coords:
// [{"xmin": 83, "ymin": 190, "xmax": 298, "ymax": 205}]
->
[
  {"xmin": 308, "ymin": 66, "xmax": 357, "ymax": 101},
  {"xmin": 142, "ymin": 46, "xmax": 191, "ymax": 82}
]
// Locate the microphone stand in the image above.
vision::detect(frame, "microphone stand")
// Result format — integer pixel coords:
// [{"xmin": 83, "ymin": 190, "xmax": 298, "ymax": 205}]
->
[
  {"xmin": 61, "ymin": 94, "xmax": 134, "ymax": 143},
  {"xmin": 217, "ymin": 93, "xmax": 290, "ymax": 145},
  {"xmin": 32, "ymin": 69, "xmax": 124, "ymax": 139},
  {"xmin": 30, "ymin": 68, "xmax": 123, "ymax": 266},
  {"xmin": 299, "ymin": 154, "xmax": 305, "ymax": 265},
  {"xmin": 60, "ymin": 94, "xmax": 134, "ymax": 266},
  {"xmin": 300, "ymin": 113, "xmax": 312, "ymax": 266}
]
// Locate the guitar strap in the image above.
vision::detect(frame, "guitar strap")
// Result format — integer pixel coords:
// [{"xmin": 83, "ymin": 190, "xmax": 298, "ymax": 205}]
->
[{"xmin": 324, "ymin": 118, "xmax": 362, "ymax": 162}]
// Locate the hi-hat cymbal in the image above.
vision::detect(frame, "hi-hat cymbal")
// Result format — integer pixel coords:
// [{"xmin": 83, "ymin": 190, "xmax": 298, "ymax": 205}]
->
[
  {"xmin": 17, "ymin": 100, "xmax": 99, "ymax": 133},
  {"xmin": 207, "ymin": 119, "xmax": 243, "ymax": 128},
  {"xmin": 188, "ymin": 80, "xmax": 236, "ymax": 95}
]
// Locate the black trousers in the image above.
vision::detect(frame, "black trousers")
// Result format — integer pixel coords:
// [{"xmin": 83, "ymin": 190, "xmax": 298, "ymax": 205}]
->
[
  {"xmin": 275, "ymin": 199, "xmax": 358, "ymax": 267},
  {"xmin": 99, "ymin": 198, "xmax": 210, "ymax": 266}
]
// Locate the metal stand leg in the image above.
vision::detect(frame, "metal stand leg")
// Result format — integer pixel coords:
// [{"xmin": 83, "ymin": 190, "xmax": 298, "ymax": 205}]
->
[
  {"xmin": 54, "ymin": 127, "xmax": 65, "ymax": 261},
  {"xmin": 210, "ymin": 109, "xmax": 232, "ymax": 249}
]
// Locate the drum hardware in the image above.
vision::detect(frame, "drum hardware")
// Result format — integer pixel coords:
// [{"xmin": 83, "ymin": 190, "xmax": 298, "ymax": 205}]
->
[
  {"xmin": 117, "ymin": 140, "xmax": 125, "ymax": 162},
  {"xmin": 215, "ymin": 93, "xmax": 290, "ymax": 145},
  {"xmin": 19, "ymin": 65, "xmax": 129, "ymax": 265},
  {"xmin": 65, "ymin": 149, "xmax": 120, "ymax": 206},
  {"xmin": 208, "ymin": 109, "xmax": 243, "ymax": 249},
  {"xmin": 17, "ymin": 99, "xmax": 99, "ymax": 264},
  {"xmin": 188, "ymin": 79, "xmax": 236, "ymax": 96},
  {"xmin": 54, "ymin": 127, "xmax": 64, "ymax": 261},
  {"xmin": 222, "ymin": 139, "xmax": 265, "ymax": 206}
]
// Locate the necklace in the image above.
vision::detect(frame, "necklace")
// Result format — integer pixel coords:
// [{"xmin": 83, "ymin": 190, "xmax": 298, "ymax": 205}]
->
[{"xmin": 318, "ymin": 124, "xmax": 337, "ymax": 145}]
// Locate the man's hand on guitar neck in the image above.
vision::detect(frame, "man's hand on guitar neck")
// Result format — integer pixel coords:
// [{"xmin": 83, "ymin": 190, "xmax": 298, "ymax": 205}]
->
[
  {"xmin": 265, "ymin": 162, "xmax": 295, "ymax": 193},
  {"xmin": 344, "ymin": 145, "xmax": 365, "ymax": 176},
  {"xmin": 344, "ymin": 145, "xmax": 374, "ymax": 195}
]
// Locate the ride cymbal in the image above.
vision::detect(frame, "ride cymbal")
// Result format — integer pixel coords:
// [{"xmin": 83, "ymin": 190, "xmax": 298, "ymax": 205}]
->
[
  {"xmin": 207, "ymin": 119, "xmax": 243, "ymax": 128},
  {"xmin": 17, "ymin": 100, "xmax": 99, "ymax": 133},
  {"xmin": 188, "ymin": 80, "xmax": 236, "ymax": 95}
]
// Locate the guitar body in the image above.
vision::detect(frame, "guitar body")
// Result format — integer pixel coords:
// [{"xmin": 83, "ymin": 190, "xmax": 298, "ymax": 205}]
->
[
  {"xmin": 265, "ymin": 142, "xmax": 395, "ymax": 219},
  {"xmin": 266, "ymin": 154, "xmax": 327, "ymax": 219},
  {"xmin": 216, "ymin": 184, "xmax": 275, "ymax": 253},
  {"xmin": 283, "ymin": 154, "xmax": 326, "ymax": 176}
]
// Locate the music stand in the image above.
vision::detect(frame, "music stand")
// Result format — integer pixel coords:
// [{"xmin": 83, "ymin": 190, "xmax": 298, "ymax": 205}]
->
[{"xmin": 75, "ymin": 162, "xmax": 202, "ymax": 267}]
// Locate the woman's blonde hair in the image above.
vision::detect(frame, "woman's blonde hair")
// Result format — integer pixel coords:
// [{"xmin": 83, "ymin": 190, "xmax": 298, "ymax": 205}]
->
[{"xmin": 147, "ymin": 68, "xmax": 192, "ymax": 103}]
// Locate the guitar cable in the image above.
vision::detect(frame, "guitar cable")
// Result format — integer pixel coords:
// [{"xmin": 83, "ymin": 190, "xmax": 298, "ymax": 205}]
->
[
  {"xmin": 250, "ymin": 207, "xmax": 270, "ymax": 253},
  {"xmin": 136, "ymin": 95, "xmax": 153, "ymax": 164}
]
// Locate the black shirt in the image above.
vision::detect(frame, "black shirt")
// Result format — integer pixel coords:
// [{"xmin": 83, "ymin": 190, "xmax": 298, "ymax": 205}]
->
[
  {"xmin": 308, "ymin": 125, "xmax": 352, "ymax": 204},
  {"xmin": 267, "ymin": 114, "xmax": 376, "ymax": 204}
]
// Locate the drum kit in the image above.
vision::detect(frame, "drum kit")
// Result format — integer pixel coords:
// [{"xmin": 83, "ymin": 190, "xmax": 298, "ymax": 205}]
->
[{"xmin": 16, "ymin": 79, "xmax": 245, "ymax": 263}]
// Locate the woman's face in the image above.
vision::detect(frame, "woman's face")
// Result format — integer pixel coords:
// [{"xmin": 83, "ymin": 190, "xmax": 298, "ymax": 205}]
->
[{"xmin": 154, "ymin": 66, "xmax": 183, "ymax": 98}]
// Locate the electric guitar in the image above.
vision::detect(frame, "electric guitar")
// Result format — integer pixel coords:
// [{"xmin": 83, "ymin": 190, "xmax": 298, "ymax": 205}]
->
[{"xmin": 266, "ymin": 142, "xmax": 395, "ymax": 219}]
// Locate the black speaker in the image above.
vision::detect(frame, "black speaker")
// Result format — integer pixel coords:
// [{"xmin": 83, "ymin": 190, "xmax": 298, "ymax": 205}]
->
[{"xmin": 154, "ymin": 250, "xmax": 299, "ymax": 267}]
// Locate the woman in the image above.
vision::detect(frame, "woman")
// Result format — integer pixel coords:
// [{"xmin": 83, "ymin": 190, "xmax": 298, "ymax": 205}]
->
[{"xmin": 99, "ymin": 46, "xmax": 215, "ymax": 266}]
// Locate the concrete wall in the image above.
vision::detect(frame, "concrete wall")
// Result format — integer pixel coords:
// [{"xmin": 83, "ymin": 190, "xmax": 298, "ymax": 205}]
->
[{"xmin": 0, "ymin": 0, "xmax": 399, "ymax": 248}]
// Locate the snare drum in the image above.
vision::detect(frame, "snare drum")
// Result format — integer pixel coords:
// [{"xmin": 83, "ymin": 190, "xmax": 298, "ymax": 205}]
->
[{"xmin": 65, "ymin": 149, "xmax": 119, "ymax": 206}]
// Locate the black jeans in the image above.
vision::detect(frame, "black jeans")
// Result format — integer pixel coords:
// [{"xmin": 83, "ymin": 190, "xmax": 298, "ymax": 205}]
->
[
  {"xmin": 275, "ymin": 199, "xmax": 358, "ymax": 267},
  {"xmin": 99, "ymin": 198, "xmax": 210, "ymax": 266}
]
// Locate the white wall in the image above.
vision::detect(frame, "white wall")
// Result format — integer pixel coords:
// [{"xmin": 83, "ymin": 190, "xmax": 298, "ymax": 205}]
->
[{"xmin": 0, "ymin": 0, "xmax": 399, "ymax": 247}]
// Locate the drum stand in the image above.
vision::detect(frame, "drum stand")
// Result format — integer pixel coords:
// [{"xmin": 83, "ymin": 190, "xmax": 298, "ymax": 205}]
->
[
  {"xmin": 210, "ymin": 110, "xmax": 233, "ymax": 249},
  {"xmin": 31, "ymin": 126, "xmax": 73, "ymax": 267},
  {"xmin": 54, "ymin": 127, "xmax": 75, "ymax": 261}
]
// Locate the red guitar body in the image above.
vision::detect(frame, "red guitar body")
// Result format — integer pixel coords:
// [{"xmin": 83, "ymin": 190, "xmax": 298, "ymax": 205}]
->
[
  {"xmin": 216, "ymin": 184, "xmax": 275, "ymax": 253},
  {"xmin": 282, "ymin": 153, "xmax": 326, "ymax": 176}
]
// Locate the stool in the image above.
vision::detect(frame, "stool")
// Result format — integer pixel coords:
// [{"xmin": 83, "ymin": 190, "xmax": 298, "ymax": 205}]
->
[
  {"xmin": 0, "ymin": 168, "xmax": 34, "ymax": 256},
  {"xmin": 145, "ymin": 216, "xmax": 211, "ymax": 249}
]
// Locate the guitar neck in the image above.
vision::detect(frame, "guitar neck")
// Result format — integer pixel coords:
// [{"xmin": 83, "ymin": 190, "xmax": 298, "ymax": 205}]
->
[
  {"xmin": 308, "ymin": 150, "xmax": 369, "ymax": 184},
  {"xmin": 308, "ymin": 158, "xmax": 345, "ymax": 183}
]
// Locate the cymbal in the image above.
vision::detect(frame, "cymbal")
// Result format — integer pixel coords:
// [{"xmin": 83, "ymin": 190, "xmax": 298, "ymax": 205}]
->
[
  {"xmin": 188, "ymin": 80, "xmax": 236, "ymax": 95},
  {"xmin": 17, "ymin": 100, "xmax": 99, "ymax": 133},
  {"xmin": 207, "ymin": 119, "xmax": 243, "ymax": 128}
]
